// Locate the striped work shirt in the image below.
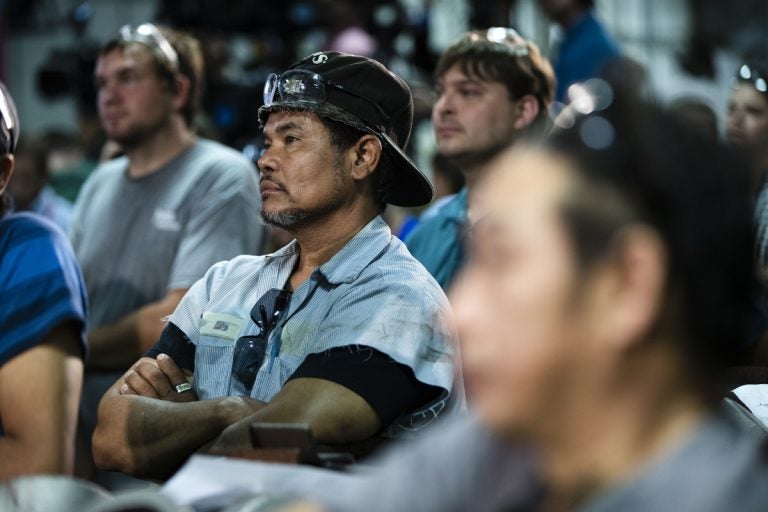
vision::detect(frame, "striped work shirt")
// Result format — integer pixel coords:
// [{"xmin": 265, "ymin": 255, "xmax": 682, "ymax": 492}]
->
[{"xmin": 168, "ymin": 216, "xmax": 459, "ymax": 423}]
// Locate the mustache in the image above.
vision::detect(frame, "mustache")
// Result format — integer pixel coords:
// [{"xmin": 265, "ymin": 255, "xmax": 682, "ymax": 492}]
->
[{"xmin": 259, "ymin": 176, "xmax": 287, "ymax": 192}]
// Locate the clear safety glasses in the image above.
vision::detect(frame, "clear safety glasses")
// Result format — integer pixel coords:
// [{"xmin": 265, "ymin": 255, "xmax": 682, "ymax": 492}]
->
[
  {"xmin": 469, "ymin": 27, "xmax": 530, "ymax": 57},
  {"xmin": 118, "ymin": 23, "xmax": 179, "ymax": 71},
  {"xmin": 736, "ymin": 64, "xmax": 767, "ymax": 93},
  {"xmin": 0, "ymin": 85, "xmax": 16, "ymax": 153},
  {"xmin": 263, "ymin": 69, "xmax": 391, "ymax": 125}
]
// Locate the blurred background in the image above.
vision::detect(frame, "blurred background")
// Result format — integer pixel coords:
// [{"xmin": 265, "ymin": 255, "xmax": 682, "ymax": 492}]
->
[{"xmin": 2, "ymin": 0, "xmax": 767, "ymax": 193}]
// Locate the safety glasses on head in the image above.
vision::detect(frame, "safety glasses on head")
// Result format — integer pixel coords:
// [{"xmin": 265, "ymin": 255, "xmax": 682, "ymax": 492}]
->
[
  {"xmin": 263, "ymin": 69, "xmax": 392, "ymax": 129},
  {"xmin": 470, "ymin": 27, "xmax": 530, "ymax": 57},
  {"xmin": 118, "ymin": 23, "xmax": 179, "ymax": 71},
  {"xmin": 0, "ymin": 84, "xmax": 17, "ymax": 154},
  {"xmin": 736, "ymin": 64, "xmax": 768, "ymax": 93}
]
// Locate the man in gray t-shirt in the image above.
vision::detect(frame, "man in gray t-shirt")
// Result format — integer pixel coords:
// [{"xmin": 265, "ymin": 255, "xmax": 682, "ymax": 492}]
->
[{"xmin": 70, "ymin": 24, "xmax": 264, "ymax": 479}]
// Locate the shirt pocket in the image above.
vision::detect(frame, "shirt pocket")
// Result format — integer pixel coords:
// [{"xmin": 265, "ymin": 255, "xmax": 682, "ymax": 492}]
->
[{"xmin": 194, "ymin": 335, "xmax": 235, "ymax": 399}]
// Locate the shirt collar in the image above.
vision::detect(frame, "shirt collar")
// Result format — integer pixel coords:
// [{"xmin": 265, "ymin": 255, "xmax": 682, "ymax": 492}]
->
[
  {"xmin": 262, "ymin": 216, "xmax": 392, "ymax": 286},
  {"xmin": 318, "ymin": 216, "xmax": 392, "ymax": 285}
]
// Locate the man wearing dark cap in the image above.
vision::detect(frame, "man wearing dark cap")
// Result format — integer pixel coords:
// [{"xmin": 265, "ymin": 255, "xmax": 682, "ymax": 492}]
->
[
  {"xmin": 93, "ymin": 52, "xmax": 459, "ymax": 479},
  {"xmin": 0, "ymin": 81, "xmax": 88, "ymax": 478}
]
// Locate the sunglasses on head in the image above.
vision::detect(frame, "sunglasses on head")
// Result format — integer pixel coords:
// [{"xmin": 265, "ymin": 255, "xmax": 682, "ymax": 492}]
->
[{"xmin": 231, "ymin": 288, "xmax": 291, "ymax": 391}]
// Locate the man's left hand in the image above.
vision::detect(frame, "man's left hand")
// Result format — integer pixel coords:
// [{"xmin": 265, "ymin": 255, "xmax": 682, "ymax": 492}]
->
[{"xmin": 120, "ymin": 353, "xmax": 197, "ymax": 403}]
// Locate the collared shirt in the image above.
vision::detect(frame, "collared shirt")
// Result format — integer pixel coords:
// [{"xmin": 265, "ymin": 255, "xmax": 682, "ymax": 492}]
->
[
  {"xmin": 169, "ymin": 216, "xmax": 458, "ymax": 410},
  {"xmin": 405, "ymin": 188, "xmax": 468, "ymax": 290}
]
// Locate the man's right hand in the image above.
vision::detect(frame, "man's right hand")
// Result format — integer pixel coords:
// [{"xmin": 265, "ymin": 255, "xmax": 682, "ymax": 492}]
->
[{"xmin": 119, "ymin": 354, "xmax": 197, "ymax": 403}]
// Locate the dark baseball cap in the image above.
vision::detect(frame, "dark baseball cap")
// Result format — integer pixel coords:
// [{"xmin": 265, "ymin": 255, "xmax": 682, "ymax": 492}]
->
[
  {"xmin": 0, "ymin": 81, "xmax": 19, "ymax": 155},
  {"xmin": 258, "ymin": 51, "xmax": 434, "ymax": 207}
]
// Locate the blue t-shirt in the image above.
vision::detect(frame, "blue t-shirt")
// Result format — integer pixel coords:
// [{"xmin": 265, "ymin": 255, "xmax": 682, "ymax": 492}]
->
[
  {"xmin": 553, "ymin": 11, "xmax": 621, "ymax": 102},
  {"xmin": 405, "ymin": 188, "xmax": 468, "ymax": 290},
  {"xmin": 0, "ymin": 212, "xmax": 88, "ymax": 367}
]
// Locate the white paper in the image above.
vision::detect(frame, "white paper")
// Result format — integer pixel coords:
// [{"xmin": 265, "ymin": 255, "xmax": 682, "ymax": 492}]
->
[
  {"xmin": 162, "ymin": 455, "xmax": 360, "ymax": 507},
  {"xmin": 732, "ymin": 384, "xmax": 768, "ymax": 428}
]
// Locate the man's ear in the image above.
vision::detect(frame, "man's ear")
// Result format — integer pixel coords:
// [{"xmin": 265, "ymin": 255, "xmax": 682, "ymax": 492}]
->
[
  {"xmin": 588, "ymin": 225, "xmax": 668, "ymax": 352},
  {"xmin": 171, "ymin": 74, "xmax": 191, "ymax": 114},
  {"xmin": 0, "ymin": 154, "xmax": 14, "ymax": 195},
  {"xmin": 513, "ymin": 94, "xmax": 540, "ymax": 131},
  {"xmin": 349, "ymin": 134, "xmax": 382, "ymax": 181}
]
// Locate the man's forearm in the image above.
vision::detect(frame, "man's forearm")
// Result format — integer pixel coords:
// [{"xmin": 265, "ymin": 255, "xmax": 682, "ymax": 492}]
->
[
  {"xmin": 0, "ymin": 436, "xmax": 69, "ymax": 480},
  {"xmin": 87, "ymin": 314, "xmax": 140, "ymax": 370},
  {"xmin": 92, "ymin": 393, "xmax": 256, "ymax": 479},
  {"xmin": 87, "ymin": 289, "xmax": 187, "ymax": 371}
]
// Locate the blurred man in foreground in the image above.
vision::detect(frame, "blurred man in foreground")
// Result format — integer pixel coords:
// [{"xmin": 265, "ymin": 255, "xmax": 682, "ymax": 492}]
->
[{"xmin": 299, "ymin": 81, "xmax": 768, "ymax": 511}]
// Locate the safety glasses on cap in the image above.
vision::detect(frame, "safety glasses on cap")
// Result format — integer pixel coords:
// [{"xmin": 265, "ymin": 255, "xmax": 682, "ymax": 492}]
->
[
  {"xmin": 470, "ymin": 27, "xmax": 529, "ymax": 57},
  {"xmin": 0, "ymin": 85, "xmax": 17, "ymax": 154},
  {"xmin": 263, "ymin": 69, "xmax": 392, "ymax": 128},
  {"xmin": 736, "ymin": 64, "xmax": 768, "ymax": 93},
  {"xmin": 118, "ymin": 23, "xmax": 179, "ymax": 71}
]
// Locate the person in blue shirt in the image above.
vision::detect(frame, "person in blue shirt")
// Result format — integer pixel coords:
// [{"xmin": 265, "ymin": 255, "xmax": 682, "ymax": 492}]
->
[
  {"xmin": 538, "ymin": 0, "xmax": 621, "ymax": 102},
  {"xmin": 0, "ymin": 81, "xmax": 88, "ymax": 479},
  {"xmin": 406, "ymin": 28, "xmax": 555, "ymax": 290}
]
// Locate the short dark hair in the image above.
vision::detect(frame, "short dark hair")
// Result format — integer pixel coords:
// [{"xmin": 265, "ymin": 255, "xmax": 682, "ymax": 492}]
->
[
  {"xmin": 435, "ymin": 30, "xmax": 555, "ymax": 136},
  {"xmin": 548, "ymin": 81, "xmax": 755, "ymax": 385},
  {"xmin": 319, "ymin": 115, "xmax": 392, "ymax": 211},
  {"xmin": 101, "ymin": 26, "xmax": 204, "ymax": 127}
]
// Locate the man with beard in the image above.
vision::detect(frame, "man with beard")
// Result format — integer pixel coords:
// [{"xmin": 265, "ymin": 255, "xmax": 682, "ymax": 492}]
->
[
  {"xmin": 70, "ymin": 24, "xmax": 264, "ymax": 478},
  {"xmin": 92, "ymin": 52, "xmax": 459, "ymax": 479},
  {"xmin": 405, "ymin": 28, "xmax": 555, "ymax": 290}
]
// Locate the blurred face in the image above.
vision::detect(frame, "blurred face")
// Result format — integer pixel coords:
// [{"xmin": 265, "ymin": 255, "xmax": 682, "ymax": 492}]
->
[
  {"xmin": 257, "ymin": 110, "xmax": 352, "ymax": 230},
  {"xmin": 95, "ymin": 47, "xmax": 175, "ymax": 148},
  {"xmin": 537, "ymin": 0, "xmax": 582, "ymax": 23},
  {"xmin": 726, "ymin": 84, "xmax": 768, "ymax": 157},
  {"xmin": 452, "ymin": 148, "xmax": 602, "ymax": 436},
  {"xmin": 8, "ymin": 153, "xmax": 45, "ymax": 210},
  {"xmin": 432, "ymin": 65, "xmax": 519, "ymax": 169}
]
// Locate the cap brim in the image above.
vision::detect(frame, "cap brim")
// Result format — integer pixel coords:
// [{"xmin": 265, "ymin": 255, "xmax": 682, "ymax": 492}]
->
[
  {"xmin": 378, "ymin": 131, "xmax": 434, "ymax": 207},
  {"xmin": 259, "ymin": 101, "xmax": 434, "ymax": 208}
]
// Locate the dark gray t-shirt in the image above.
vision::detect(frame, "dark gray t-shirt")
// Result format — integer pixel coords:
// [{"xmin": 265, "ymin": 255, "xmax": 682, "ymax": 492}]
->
[
  {"xmin": 325, "ymin": 411, "xmax": 768, "ymax": 512},
  {"xmin": 70, "ymin": 139, "xmax": 265, "ymax": 328}
]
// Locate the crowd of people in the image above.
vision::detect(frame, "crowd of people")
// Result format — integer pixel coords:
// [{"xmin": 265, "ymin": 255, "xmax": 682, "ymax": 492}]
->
[{"xmin": 2, "ymin": 1, "xmax": 768, "ymax": 510}]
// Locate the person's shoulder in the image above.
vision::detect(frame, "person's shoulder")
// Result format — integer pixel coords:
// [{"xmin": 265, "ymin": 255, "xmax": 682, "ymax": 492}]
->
[
  {"xmin": 91, "ymin": 155, "xmax": 128, "ymax": 178},
  {"xmin": 1, "ymin": 212, "xmax": 66, "ymax": 244},
  {"xmin": 77, "ymin": 156, "xmax": 127, "ymax": 193},
  {"xmin": 0, "ymin": 213, "xmax": 81, "ymax": 296},
  {"xmin": 407, "ymin": 191, "xmax": 466, "ymax": 241},
  {"xmin": 183, "ymin": 140, "xmax": 257, "ymax": 190},
  {"xmin": 193, "ymin": 139, "xmax": 255, "ymax": 170},
  {"xmin": 363, "ymin": 236, "xmax": 449, "ymax": 304},
  {"xmin": 206, "ymin": 253, "xmax": 271, "ymax": 282},
  {"xmin": 582, "ymin": 11, "xmax": 620, "ymax": 52}
]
